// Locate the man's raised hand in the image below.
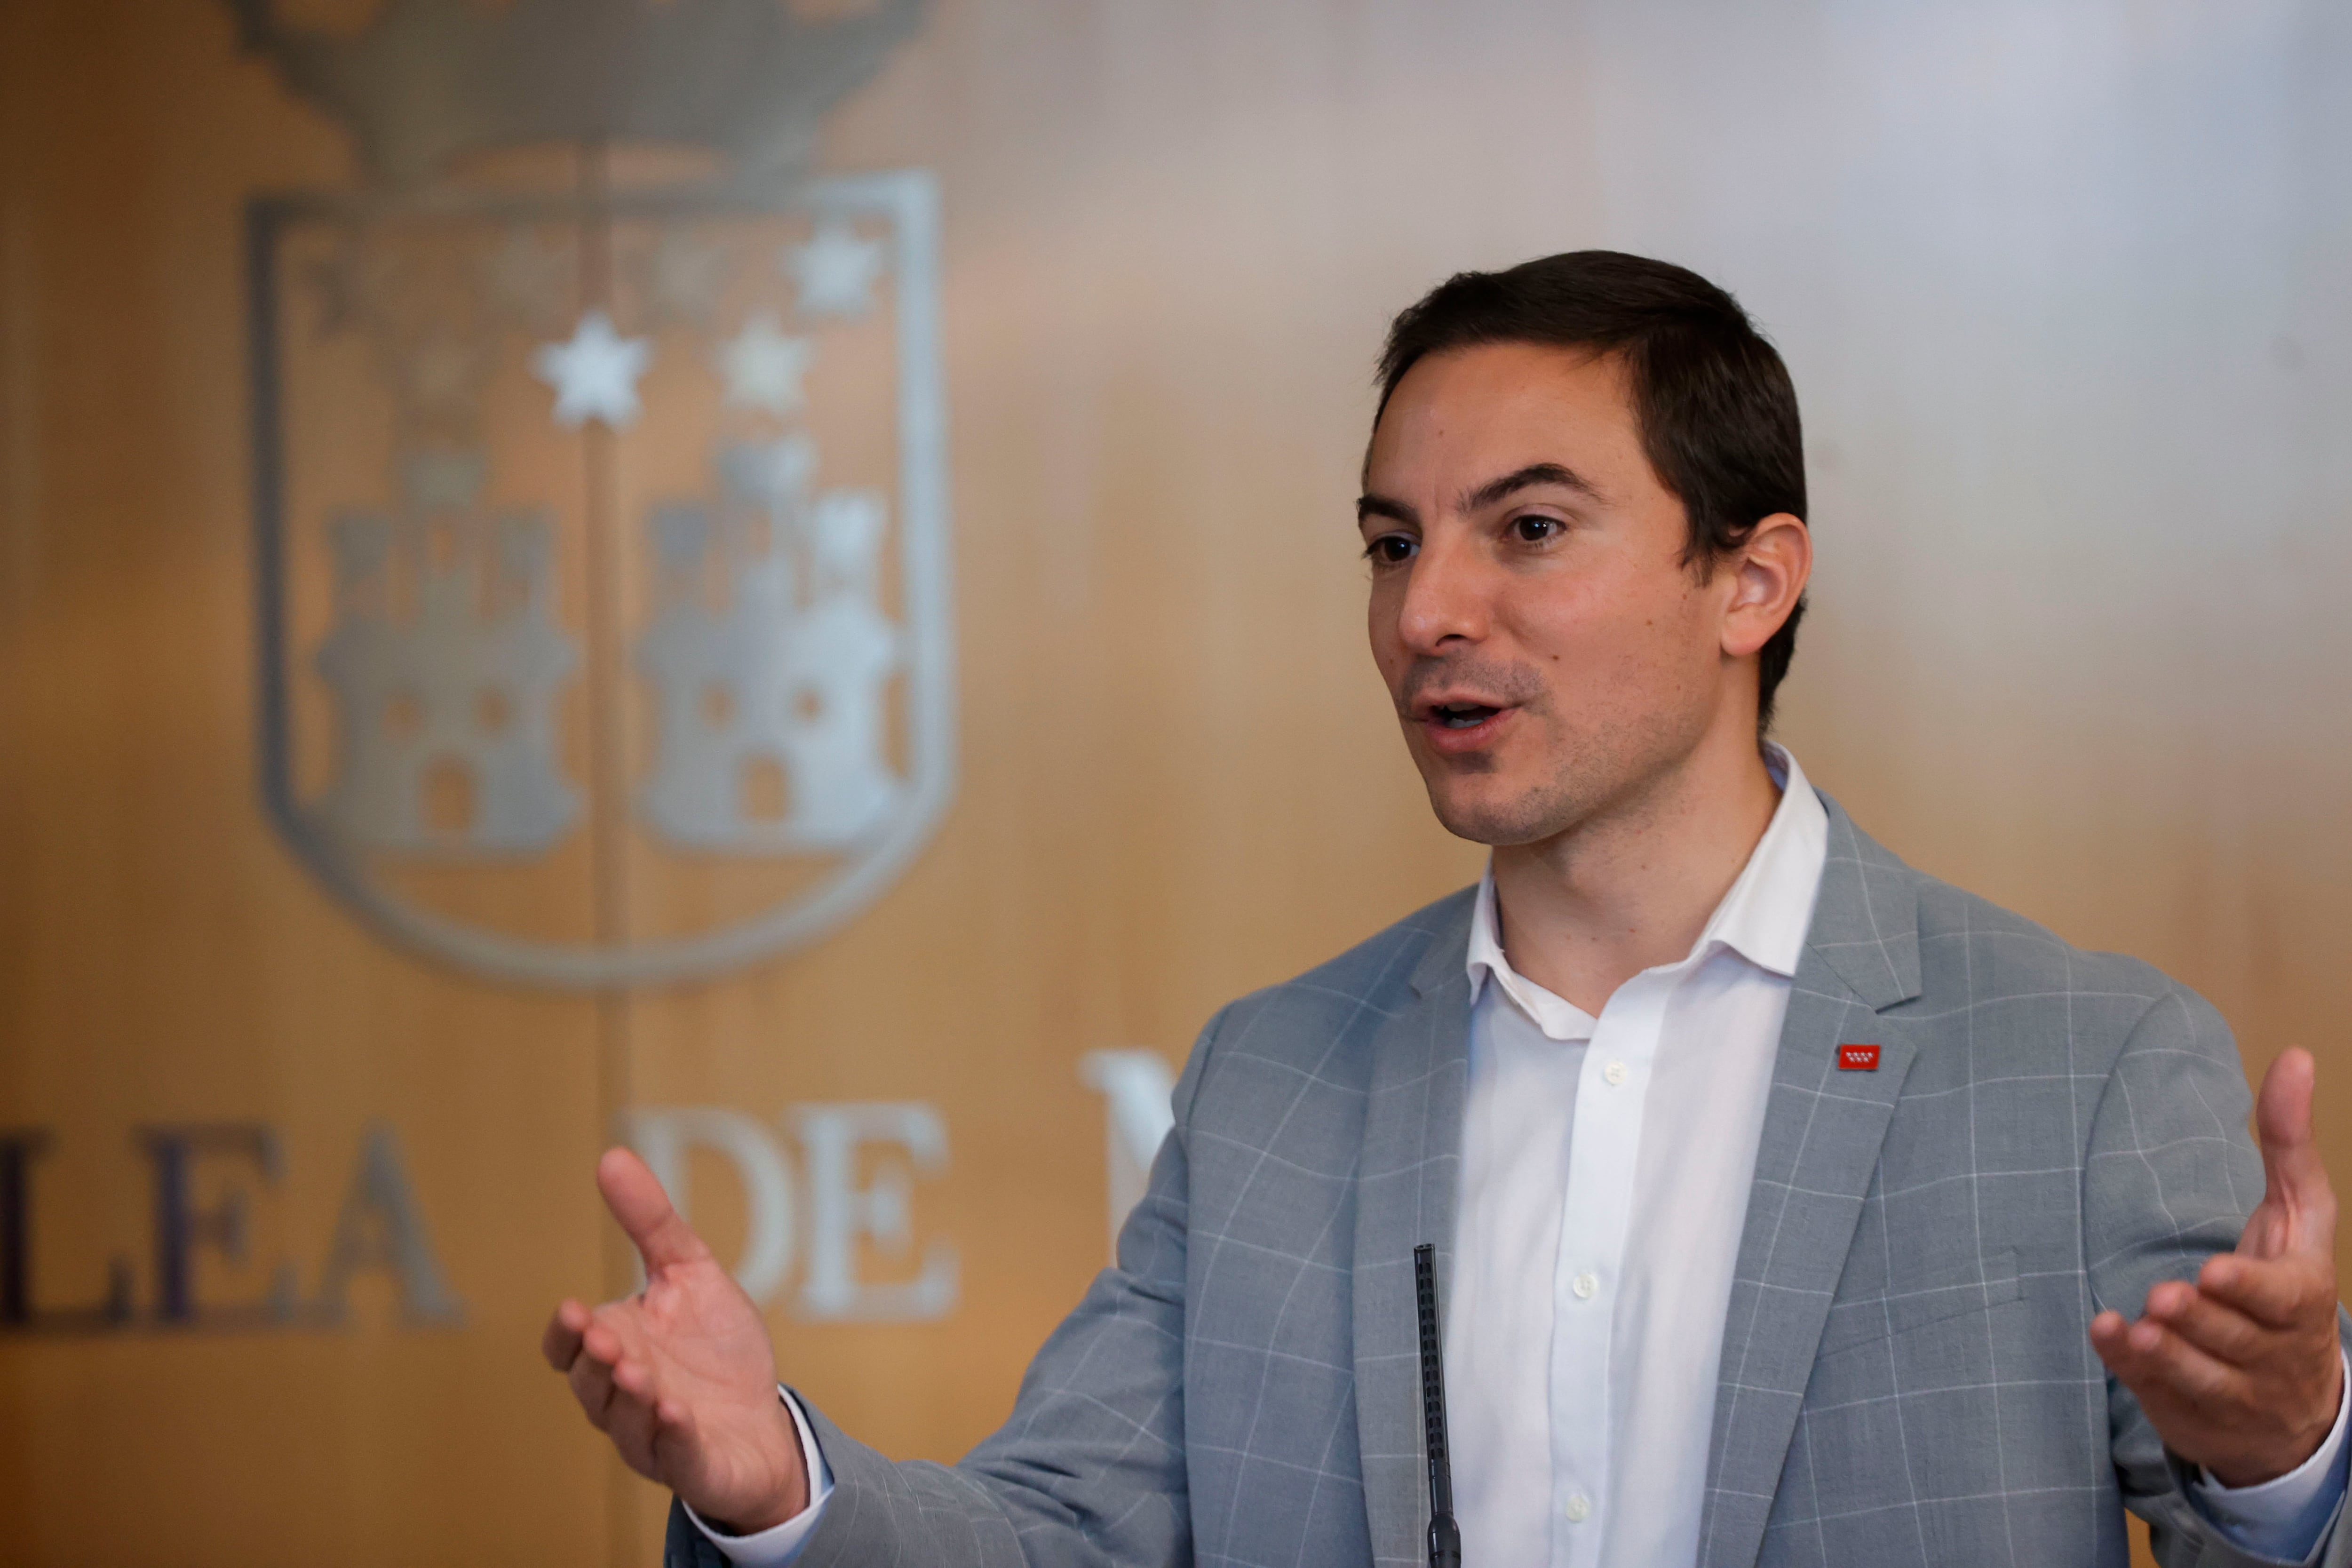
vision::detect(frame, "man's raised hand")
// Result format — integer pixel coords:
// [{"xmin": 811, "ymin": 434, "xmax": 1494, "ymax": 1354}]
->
[
  {"xmin": 542, "ymin": 1148, "xmax": 809, "ymax": 1532},
  {"xmin": 2091, "ymin": 1047, "xmax": 2345, "ymax": 1486}
]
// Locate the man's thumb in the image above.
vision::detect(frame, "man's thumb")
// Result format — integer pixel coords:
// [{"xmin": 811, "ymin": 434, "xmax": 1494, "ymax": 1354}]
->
[
  {"xmin": 2255, "ymin": 1048, "xmax": 2333, "ymax": 1248},
  {"xmin": 598, "ymin": 1146, "xmax": 714, "ymax": 1274}
]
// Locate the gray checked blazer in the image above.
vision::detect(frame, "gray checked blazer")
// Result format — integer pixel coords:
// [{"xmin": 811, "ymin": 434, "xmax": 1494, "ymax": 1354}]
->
[{"xmin": 668, "ymin": 794, "xmax": 2352, "ymax": 1568}]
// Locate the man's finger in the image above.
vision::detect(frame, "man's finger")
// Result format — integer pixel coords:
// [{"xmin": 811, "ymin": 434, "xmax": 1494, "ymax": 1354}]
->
[
  {"xmin": 2143, "ymin": 1280, "xmax": 2267, "ymax": 1367},
  {"xmin": 597, "ymin": 1146, "xmax": 714, "ymax": 1274},
  {"xmin": 604, "ymin": 1358, "xmax": 663, "ymax": 1471},
  {"xmin": 542, "ymin": 1297, "xmax": 592, "ymax": 1371},
  {"xmin": 645, "ymin": 1395, "xmax": 698, "ymax": 1488},
  {"xmin": 2199, "ymin": 1252, "xmax": 2330, "ymax": 1332},
  {"xmin": 654, "ymin": 1395, "xmax": 696, "ymax": 1443},
  {"xmin": 2253, "ymin": 1049, "xmax": 2333, "ymax": 1250},
  {"xmin": 2111, "ymin": 1313, "xmax": 2246, "ymax": 1405},
  {"xmin": 2090, "ymin": 1309, "xmax": 2161, "ymax": 1383},
  {"xmin": 569, "ymin": 1337, "xmax": 620, "ymax": 1428}
]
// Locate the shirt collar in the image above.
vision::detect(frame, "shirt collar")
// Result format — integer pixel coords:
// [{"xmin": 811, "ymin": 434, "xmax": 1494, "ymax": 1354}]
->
[{"xmin": 1465, "ymin": 743, "xmax": 1831, "ymax": 1016}]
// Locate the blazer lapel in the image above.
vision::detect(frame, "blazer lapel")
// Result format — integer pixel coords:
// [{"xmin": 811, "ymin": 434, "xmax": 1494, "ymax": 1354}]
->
[
  {"xmin": 1351, "ymin": 894, "xmax": 1474, "ymax": 1568},
  {"xmin": 1696, "ymin": 796, "xmax": 1924, "ymax": 1568}
]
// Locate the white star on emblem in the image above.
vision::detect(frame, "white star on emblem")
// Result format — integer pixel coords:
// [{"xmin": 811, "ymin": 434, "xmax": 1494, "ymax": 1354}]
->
[
  {"xmin": 716, "ymin": 310, "xmax": 816, "ymax": 416},
  {"xmin": 532, "ymin": 310, "xmax": 652, "ymax": 429},
  {"xmin": 786, "ymin": 222, "xmax": 887, "ymax": 318}
]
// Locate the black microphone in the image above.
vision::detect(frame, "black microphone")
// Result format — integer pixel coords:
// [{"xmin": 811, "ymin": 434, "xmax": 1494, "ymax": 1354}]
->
[{"xmin": 1414, "ymin": 1243, "xmax": 1462, "ymax": 1568}]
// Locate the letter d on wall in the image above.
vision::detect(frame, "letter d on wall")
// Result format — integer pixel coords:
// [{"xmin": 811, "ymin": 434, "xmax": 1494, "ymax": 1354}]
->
[{"xmin": 623, "ymin": 1110, "xmax": 797, "ymax": 1307}]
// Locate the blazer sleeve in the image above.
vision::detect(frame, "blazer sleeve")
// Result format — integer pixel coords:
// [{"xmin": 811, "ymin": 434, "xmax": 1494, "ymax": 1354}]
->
[
  {"xmin": 664, "ymin": 1009, "xmax": 1224, "ymax": 1568},
  {"xmin": 2088, "ymin": 984, "xmax": 2352, "ymax": 1568}
]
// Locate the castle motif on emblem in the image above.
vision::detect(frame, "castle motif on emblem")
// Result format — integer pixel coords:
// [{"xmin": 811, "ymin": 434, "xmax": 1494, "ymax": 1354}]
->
[
  {"xmin": 639, "ymin": 439, "xmax": 902, "ymax": 852},
  {"xmin": 235, "ymin": 0, "xmax": 954, "ymax": 987},
  {"xmin": 316, "ymin": 454, "xmax": 578, "ymax": 854}
]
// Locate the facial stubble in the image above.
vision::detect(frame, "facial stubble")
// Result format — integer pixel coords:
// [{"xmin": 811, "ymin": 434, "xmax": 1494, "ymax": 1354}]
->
[{"xmin": 1407, "ymin": 657, "xmax": 1712, "ymax": 852}]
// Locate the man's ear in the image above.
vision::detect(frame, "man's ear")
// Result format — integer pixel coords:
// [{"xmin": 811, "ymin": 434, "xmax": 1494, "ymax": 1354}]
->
[{"xmin": 1721, "ymin": 513, "xmax": 1811, "ymax": 659}]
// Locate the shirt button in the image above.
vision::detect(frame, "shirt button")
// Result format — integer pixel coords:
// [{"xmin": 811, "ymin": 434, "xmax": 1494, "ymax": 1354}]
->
[
  {"xmin": 1564, "ymin": 1492, "xmax": 1592, "ymax": 1523},
  {"xmin": 1602, "ymin": 1060, "xmax": 1628, "ymax": 1086},
  {"xmin": 1572, "ymin": 1271, "xmax": 1598, "ymax": 1300}
]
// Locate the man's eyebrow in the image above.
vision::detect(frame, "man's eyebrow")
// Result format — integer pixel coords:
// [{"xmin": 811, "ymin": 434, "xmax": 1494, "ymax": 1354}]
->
[
  {"xmin": 1462, "ymin": 462, "xmax": 1601, "ymax": 512},
  {"xmin": 1355, "ymin": 462, "xmax": 1598, "ymax": 527}
]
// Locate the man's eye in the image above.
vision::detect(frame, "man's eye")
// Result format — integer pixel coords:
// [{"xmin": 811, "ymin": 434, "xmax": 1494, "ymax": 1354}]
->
[
  {"xmin": 1510, "ymin": 514, "xmax": 1560, "ymax": 543},
  {"xmin": 1364, "ymin": 534, "xmax": 1417, "ymax": 565}
]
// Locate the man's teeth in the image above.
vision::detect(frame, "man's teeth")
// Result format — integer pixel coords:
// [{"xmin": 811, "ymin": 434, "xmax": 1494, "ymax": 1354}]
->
[{"xmin": 1436, "ymin": 704, "xmax": 1497, "ymax": 728}]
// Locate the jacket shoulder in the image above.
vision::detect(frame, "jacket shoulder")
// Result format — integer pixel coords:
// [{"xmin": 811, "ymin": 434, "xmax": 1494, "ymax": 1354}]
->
[
  {"xmin": 1908, "ymin": 868, "xmax": 2166, "ymax": 997},
  {"xmin": 1193, "ymin": 886, "xmax": 1473, "ymax": 1076},
  {"xmin": 1897, "ymin": 864, "xmax": 2233, "ymax": 1069}
]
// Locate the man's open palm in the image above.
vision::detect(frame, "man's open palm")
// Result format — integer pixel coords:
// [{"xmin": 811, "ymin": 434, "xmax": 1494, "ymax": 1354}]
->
[
  {"xmin": 2091, "ymin": 1047, "xmax": 2345, "ymax": 1486},
  {"xmin": 541, "ymin": 1149, "xmax": 808, "ymax": 1533}
]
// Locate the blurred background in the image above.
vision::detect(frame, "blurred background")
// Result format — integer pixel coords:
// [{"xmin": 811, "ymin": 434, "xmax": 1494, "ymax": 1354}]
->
[{"xmin": 1, "ymin": 1, "xmax": 2347, "ymax": 1565}]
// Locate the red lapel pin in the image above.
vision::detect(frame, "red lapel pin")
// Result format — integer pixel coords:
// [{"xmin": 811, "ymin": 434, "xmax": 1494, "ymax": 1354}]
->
[{"xmin": 1838, "ymin": 1043, "xmax": 1882, "ymax": 1072}]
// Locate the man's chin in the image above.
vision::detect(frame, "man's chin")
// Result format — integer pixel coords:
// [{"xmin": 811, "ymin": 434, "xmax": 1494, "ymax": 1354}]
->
[{"xmin": 1424, "ymin": 781, "xmax": 1573, "ymax": 849}]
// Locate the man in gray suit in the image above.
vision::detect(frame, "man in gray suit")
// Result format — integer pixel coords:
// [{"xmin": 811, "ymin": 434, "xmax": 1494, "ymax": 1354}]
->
[{"xmin": 546, "ymin": 253, "xmax": 2349, "ymax": 1567}]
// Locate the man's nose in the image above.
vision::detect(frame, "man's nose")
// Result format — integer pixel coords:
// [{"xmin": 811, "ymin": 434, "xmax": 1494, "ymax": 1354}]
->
[{"xmin": 1395, "ymin": 528, "xmax": 1490, "ymax": 655}]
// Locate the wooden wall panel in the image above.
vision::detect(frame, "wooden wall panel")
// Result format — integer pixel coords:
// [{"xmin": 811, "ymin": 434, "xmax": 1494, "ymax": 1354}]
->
[{"xmin": 3, "ymin": 4, "xmax": 2346, "ymax": 1567}]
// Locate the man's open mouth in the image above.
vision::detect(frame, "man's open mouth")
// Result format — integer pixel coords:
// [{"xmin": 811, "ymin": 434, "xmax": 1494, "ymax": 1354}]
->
[{"xmin": 1431, "ymin": 703, "xmax": 1501, "ymax": 729}]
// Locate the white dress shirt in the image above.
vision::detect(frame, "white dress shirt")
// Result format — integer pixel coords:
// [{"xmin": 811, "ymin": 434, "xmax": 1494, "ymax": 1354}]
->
[
  {"xmin": 1447, "ymin": 744, "xmax": 1831, "ymax": 1568},
  {"xmin": 700, "ymin": 745, "xmax": 2346, "ymax": 1565}
]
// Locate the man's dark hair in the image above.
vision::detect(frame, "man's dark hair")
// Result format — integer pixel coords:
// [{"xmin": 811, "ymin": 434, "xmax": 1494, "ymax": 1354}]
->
[{"xmin": 1376, "ymin": 251, "xmax": 1808, "ymax": 731}]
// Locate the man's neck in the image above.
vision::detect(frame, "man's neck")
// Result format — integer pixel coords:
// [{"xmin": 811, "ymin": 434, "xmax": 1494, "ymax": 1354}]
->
[{"xmin": 1489, "ymin": 730, "xmax": 1785, "ymax": 1016}]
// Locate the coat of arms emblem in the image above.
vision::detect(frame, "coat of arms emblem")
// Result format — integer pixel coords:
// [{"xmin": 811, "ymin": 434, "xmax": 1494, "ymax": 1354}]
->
[{"xmin": 230, "ymin": 0, "xmax": 952, "ymax": 987}]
